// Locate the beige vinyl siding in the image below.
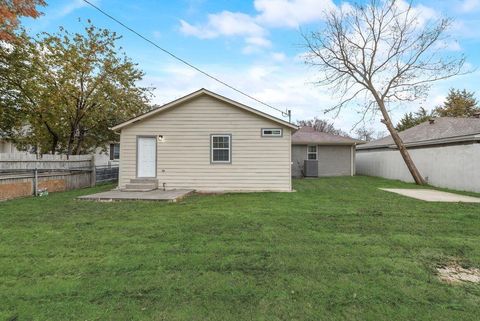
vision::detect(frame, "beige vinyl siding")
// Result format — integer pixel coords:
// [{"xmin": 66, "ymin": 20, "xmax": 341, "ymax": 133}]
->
[{"xmin": 118, "ymin": 95, "xmax": 292, "ymax": 192}]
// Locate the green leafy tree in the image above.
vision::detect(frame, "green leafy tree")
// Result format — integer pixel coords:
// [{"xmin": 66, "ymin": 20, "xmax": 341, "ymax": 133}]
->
[
  {"xmin": 434, "ymin": 89, "xmax": 479, "ymax": 117},
  {"xmin": 0, "ymin": 22, "xmax": 152, "ymax": 154},
  {"xmin": 395, "ymin": 107, "xmax": 435, "ymax": 132}
]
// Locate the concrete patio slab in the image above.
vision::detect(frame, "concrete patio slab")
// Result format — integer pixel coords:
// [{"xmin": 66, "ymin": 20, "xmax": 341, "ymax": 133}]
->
[
  {"xmin": 380, "ymin": 188, "xmax": 480, "ymax": 203},
  {"xmin": 78, "ymin": 189, "xmax": 194, "ymax": 202}
]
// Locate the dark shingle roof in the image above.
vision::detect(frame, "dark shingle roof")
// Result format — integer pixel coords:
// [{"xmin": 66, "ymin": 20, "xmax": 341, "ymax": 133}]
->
[
  {"xmin": 292, "ymin": 126, "xmax": 364, "ymax": 145},
  {"xmin": 358, "ymin": 117, "xmax": 480, "ymax": 150}
]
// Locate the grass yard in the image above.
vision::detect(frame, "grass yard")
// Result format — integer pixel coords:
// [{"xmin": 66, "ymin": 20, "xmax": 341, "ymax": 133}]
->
[{"xmin": 1, "ymin": 176, "xmax": 479, "ymax": 321}]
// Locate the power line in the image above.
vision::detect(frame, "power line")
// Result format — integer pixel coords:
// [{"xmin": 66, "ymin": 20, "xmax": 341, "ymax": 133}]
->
[{"xmin": 81, "ymin": 0, "xmax": 291, "ymax": 120}]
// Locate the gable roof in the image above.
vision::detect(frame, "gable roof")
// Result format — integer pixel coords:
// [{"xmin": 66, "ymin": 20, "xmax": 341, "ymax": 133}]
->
[
  {"xmin": 292, "ymin": 126, "xmax": 364, "ymax": 145},
  {"xmin": 358, "ymin": 117, "xmax": 480, "ymax": 150},
  {"xmin": 111, "ymin": 88, "xmax": 298, "ymax": 131}
]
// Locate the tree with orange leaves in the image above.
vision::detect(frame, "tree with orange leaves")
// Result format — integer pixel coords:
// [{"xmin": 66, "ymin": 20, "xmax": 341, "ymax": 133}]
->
[{"xmin": 0, "ymin": 0, "xmax": 46, "ymax": 41}]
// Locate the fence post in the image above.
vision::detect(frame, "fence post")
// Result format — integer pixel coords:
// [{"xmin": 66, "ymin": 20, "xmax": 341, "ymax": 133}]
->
[
  {"xmin": 90, "ymin": 155, "xmax": 96, "ymax": 187},
  {"xmin": 33, "ymin": 167, "xmax": 38, "ymax": 196}
]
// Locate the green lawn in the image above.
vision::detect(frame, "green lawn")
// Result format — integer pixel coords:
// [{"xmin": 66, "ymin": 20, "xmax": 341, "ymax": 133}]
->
[{"xmin": 1, "ymin": 177, "xmax": 479, "ymax": 321}]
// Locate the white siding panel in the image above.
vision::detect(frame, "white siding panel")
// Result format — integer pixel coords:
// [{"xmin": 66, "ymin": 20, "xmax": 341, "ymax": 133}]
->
[{"xmin": 118, "ymin": 95, "xmax": 292, "ymax": 192}]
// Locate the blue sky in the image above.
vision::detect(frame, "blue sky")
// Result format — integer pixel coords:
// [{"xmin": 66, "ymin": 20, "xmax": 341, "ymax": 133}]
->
[{"xmin": 23, "ymin": 0, "xmax": 480, "ymax": 134}]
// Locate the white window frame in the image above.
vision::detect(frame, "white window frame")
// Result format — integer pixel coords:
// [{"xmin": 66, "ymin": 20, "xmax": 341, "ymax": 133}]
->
[
  {"xmin": 211, "ymin": 134, "xmax": 232, "ymax": 164},
  {"xmin": 307, "ymin": 145, "xmax": 318, "ymax": 160},
  {"xmin": 261, "ymin": 128, "xmax": 283, "ymax": 137}
]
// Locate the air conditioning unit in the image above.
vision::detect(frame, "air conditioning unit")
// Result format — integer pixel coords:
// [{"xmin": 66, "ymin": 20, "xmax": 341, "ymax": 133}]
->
[{"xmin": 304, "ymin": 160, "xmax": 318, "ymax": 177}]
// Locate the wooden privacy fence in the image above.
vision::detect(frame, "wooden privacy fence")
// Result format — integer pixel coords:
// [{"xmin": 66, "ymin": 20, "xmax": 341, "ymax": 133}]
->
[{"xmin": 0, "ymin": 154, "xmax": 96, "ymax": 201}]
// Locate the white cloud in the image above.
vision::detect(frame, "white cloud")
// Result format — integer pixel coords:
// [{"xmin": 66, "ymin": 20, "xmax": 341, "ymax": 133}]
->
[
  {"xmin": 179, "ymin": 0, "xmax": 337, "ymax": 53},
  {"xmin": 245, "ymin": 36, "xmax": 271, "ymax": 47},
  {"xmin": 180, "ymin": 11, "xmax": 270, "ymax": 53},
  {"xmin": 460, "ymin": 0, "xmax": 480, "ymax": 12},
  {"xmin": 179, "ymin": 11, "xmax": 266, "ymax": 39},
  {"xmin": 242, "ymin": 36, "xmax": 272, "ymax": 54},
  {"xmin": 451, "ymin": 19, "xmax": 480, "ymax": 40},
  {"xmin": 179, "ymin": 0, "xmax": 441, "ymax": 56},
  {"xmin": 254, "ymin": 0, "xmax": 336, "ymax": 28},
  {"xmin": 53, "ymin": 0, "xmax": 100, "ymax": 18},
  {"xmin": 392, "ymin": 0, "xmax": 439, "ymax": 27},
  {"xmin": 434, "ymin": 39, "xmax": 462, "ymax": 52},
  {"xmin": 271, "ymin": 52, "xmax": 287, "ymax": 62}
]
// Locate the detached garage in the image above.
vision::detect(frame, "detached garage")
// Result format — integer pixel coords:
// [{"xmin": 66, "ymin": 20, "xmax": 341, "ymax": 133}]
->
[{"xmin": 292, "ymin": 127, "xmax": 364, "ymax": 177}]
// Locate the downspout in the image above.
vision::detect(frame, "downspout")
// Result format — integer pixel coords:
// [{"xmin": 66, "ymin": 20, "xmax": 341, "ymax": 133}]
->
[
  {"xmin": 350, "ymin": 144, "xmax": 355, "ymax": 176},
  {"xmin": 111, "ymin": 129, "xmax": 121, "ymax": 190}
]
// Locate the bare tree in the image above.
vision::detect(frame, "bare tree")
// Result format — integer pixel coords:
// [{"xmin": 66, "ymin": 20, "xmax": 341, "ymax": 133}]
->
[
  {"xmin": 355, "ymin": 126, "xmax": 375, "ymax": 142},
  {"xmin": 297, "ymin": 117, "xmax": 349, "ymax": 136},
  {"xmin": 303, "ymin": 0, "xmax": 465, "ymax": 184}
]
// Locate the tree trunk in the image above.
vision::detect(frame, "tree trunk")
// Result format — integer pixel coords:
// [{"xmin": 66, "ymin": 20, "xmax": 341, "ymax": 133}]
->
[
  {"xmin": 74, "ymin": 128, "xmax": 85, "ymax": 155},
  {"xmin": 43, "ymin": 121, "xmax": 59, "ymax": 154},
  {"xmin": 66, "ymin": 123, "xmax": 76, "ymax": 157},
  {"xmin": 375, "ymin": 99, "xmax": 426, "ymax": 185},
  {"xmin": 51, "ymin": 135, "xmax": 58, "ymax": 155}
]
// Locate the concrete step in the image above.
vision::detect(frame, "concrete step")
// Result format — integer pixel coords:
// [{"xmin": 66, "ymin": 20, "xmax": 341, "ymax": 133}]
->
[
  {"xmin": 125, "ymin": 183, "xmax": 157, "ymax": 191},
  {"xmin": 121, "ymin": 188, "xmax": 156, "ymax": 192},
  {"xmin": 130, "ymin": 178, "xmax": 158, "ymax": 184}
]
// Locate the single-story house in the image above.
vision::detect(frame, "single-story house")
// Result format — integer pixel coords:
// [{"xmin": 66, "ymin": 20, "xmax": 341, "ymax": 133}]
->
[
  {"xmin": 111, "ymin": 88, "xmax": 298, "ymax": 192},
  {"xmin": 356, "ymin": 116, "xmax": 480, "ymax": 193},
  {"xmin": 292, "ymin": 126, "xmax": 364, "ymax": 177}
]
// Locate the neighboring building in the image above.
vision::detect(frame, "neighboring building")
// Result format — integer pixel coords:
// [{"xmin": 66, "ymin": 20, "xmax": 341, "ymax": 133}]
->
[
  {"xmin": 356, "ymin": 117, "xmax": 480, "ymax": 193},
  {"xmin": 291, "ymin": 126, "xmax": 364, "ymax": 177},
  {"xmin": 0, "ymin": 138, "xmax": 119, "ymax": 167},
  {"xmin": 112, "ymin": 88, "xmax": 298, "ymax": 192},
  {"xmin": 0, "ymin": 139, "xmax": 19, "ymax": 154},
  {"xmin": 93, "ymin": 144, "xmax": 120, "ymax": 167}
]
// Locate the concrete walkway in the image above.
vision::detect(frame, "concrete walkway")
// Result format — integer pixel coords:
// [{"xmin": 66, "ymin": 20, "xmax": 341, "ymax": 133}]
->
[
  {"xmin": 78, "ymin": 189, "xmax": 194, "ymax": 202},
  {"xmin": 380, "ymin": 188, "xmax": 480, "ymax": 203}
]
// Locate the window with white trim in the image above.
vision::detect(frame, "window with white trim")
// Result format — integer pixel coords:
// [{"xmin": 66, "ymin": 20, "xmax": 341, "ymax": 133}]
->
[
  {"xmin": 307, "ymin": 145, "xmax": 317, "ymax": 160},
  {"xmin": 262, "ymin": 128, "xmax": 282, "ymax": 137},
  {"xmin": 211, "ymin": 135, "xmax": 231, "ymax": 163}
]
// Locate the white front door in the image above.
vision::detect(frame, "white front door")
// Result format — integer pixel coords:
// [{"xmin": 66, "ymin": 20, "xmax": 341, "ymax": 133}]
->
[{"xmin": 137, "ymin": 137, "xmax": 156, "ymax": 177}]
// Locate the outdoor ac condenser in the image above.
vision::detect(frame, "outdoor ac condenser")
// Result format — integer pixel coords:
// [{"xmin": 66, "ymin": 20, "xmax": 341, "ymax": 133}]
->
[{"xmin": 304, "ymin": 160, "xmax": 318, "ymax": 177}]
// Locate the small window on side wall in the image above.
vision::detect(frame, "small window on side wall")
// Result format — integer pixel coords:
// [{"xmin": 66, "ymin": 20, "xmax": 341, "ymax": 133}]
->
[
  {"xmin": 261, "ymin": 128, "xmax": 282, "ymax": 137},
  {"xmin": 307, "ymin": 145, "xmax": 317, "ymax": 160},
  {"xmin": 211, "ymin": 134, "xmax": 231, "ymax": 163},
  {"xmin": 110, "ymin": 143, "xmax": 120, "ymax": 160}
]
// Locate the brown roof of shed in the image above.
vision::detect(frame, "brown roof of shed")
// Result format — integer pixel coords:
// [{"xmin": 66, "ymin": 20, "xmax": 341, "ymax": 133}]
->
[
  {"xmin": 358, "ymin": 117, "xmax": 480, "ymax": 150},
  {"xmin": 292, "ymin": 126, "xmax": 364, "ymax": 145}
]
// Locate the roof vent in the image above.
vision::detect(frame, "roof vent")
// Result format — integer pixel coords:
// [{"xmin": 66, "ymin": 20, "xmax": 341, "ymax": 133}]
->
[{"xmin": 429, "ymin": 118, "xmax": 435, "ymax": 124}]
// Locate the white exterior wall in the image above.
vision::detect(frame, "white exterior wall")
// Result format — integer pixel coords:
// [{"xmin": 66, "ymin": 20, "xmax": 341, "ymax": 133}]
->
[
  {"xmin": 118, "ymin": 95, "xmax": 292, "ymax": 192},
  {"xmin": 0, "ymin": 141, "xmax": 20, "ymax": 154},
  {"xmin": 356, "ymin": 143, "xmax": 480, "ymax": 193},
  {"xmin": 93, "ymin": 147, "xmax": 119, "ymax": 167}
]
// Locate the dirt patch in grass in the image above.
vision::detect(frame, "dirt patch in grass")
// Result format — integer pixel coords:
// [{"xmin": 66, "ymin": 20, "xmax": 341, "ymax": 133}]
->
[{"xmin": 437, "ymin": 263, "xmax": 480, "ymax": 284}]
